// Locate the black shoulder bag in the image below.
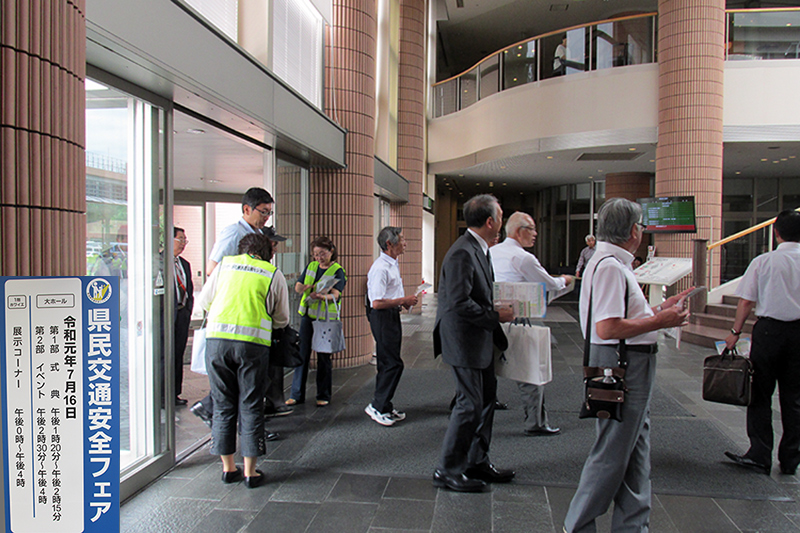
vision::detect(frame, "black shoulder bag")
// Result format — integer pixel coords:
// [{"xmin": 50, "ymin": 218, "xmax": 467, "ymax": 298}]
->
[{"xmin": 578, "ymin": 256, "xmax": 629, "ymax": 422}]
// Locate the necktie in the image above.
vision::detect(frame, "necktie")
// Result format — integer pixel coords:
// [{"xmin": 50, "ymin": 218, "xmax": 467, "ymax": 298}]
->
[
  {"xmin": 174, "ymin": 258, "xmax": 187, "ymax": 306},
  {"xmin": 487, "ymin": 249, "xmax": 495, "ymax": 281}
]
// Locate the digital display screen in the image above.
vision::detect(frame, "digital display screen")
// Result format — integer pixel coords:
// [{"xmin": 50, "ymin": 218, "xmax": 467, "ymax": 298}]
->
[{"xmin": 637, "ymin": 196, "xmax": 697, "ymax": 233}]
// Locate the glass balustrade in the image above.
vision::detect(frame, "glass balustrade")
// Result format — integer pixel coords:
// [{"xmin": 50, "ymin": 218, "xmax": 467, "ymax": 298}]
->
[{"xmin": 433, "ymin": 9, "xmax": 800, "ymax": 118}]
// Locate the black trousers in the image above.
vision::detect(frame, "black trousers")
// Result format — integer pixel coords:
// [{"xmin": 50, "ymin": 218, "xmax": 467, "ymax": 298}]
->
[
  {"xmin": 746, "ymin": 317, "xmax": 800, "ymax": 471},
  {"xmin": 438, "ymin": 361, "xmax": 497, "ymax": 475},
  {"xmin": 174, "ymin": 305, "xmax": 192, "ymax": 396},
  {"xmin": 369, "ymin": 308, "xmax": 403, "ymax": 414}
]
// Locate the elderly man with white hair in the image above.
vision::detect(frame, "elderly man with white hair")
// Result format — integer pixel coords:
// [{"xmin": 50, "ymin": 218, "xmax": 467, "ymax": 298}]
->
[
  {"xmin": 490, "ymin": 212, "xmax": 573, "ymax": 436},
  {"xmin": 575, "ymin": 234, "xmax": 596, "ymax": 277},
  {"xmin": 564, "ymin": 198, "xmax": 692, "ymax": 533}
]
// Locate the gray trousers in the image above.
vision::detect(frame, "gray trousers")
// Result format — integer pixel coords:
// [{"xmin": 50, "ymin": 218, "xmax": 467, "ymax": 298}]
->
[
  {"xmin": 564, "ymin": 350, "xmax": 656, "ymax": 533},
  {"xmin": 264, "ymin": 364, "xmax": 285, "ymax": 409},
  {"xmin": 517, "ymin": 382, "xmax": 549, "ymax": 431}
]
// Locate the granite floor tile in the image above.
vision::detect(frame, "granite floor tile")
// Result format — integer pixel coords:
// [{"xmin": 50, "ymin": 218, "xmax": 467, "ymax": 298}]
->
[
  {"xmin": 270, "ymin": 470, "xmax": 340, "ymax": 503},
  {"xmin": 716, "ymin": 498, "xmax": 800, "ymax": 532},
  {"xmin": 383, "ymin": 476, "xmax": 438, "ymax": 501},
  {"xmin": 371, "ymin": 498, "xmax": 436, "ymax": 530},
  {"xmin": 492, "ymin": 500, "xmax": 553, "ymax": 532},
  {"xmin": 328, "ymin": 473, "xmax": 391, "ymax": 503},
  {"xmin": 189, "ymin": 509, "xmax": 256, "ymax": 533},
  {"xmin": 243, "ymin": 501, "xmax": 320, "ymax": 533},
  {"xmin": 306, "ymin": 501, "xmax": 379, "ymax": 533},
  {"xmin": 431, "ymin": 489, "xmax": 492, "ymax": 533},
  {"xmin": 658, "ymin": 494, "xmax": 739, "ymax": 532},
  {"xmin": 122, "ymin": 497, "xmax": 217, "ymax": 533}
]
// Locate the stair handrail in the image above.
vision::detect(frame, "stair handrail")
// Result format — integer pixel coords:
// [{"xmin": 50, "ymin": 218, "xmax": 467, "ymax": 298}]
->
[{"xmin": 707, "ymin": 206, "xmax": 800, "ymax": 251}]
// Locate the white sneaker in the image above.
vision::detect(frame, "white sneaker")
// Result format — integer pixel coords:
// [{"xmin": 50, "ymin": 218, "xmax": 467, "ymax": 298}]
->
[
  {"xmin": 365, "ymin": 404, "xmax": 394, "ymax": 426},
  {"xmin": 389, "ymin": 409, "xmax": 406, "ymax": 421},
  {"xmin": 369, "ymin": 355, "xmax": 377, "ymax": 366}
]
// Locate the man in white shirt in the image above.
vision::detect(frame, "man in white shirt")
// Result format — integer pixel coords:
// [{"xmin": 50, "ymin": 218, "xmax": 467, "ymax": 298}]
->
[
  {"xmin": 365, "ymin": 227, "xmax": 418, "ymax": 426},
  {"xmin": 491, "ymin": 212, "xmax": 573, "ymax": 436},
  {"xmin": 723, "ymin": 209, "xmax": 800, "ymax": 476},
  {"xmin": 564, "ymin": 198, "xmax": 691, "ymax": 533}
]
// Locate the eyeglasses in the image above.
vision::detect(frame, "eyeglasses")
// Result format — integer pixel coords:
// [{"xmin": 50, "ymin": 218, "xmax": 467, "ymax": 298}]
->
[
  {"xmin": 313, "ymin": 250, "xmax": 331, "ymax": 258},
  {"xmin": 636, "ymin": 222, "xmax": 646, "ymax": 230},
  {"xmin": 174, "ymin": 237, "xmax": 188, "ymax": 243},
  {"xmin": 522, "ymin": 226, "xmax": 536, "ymax": 231},
  {"xmin": 254, "ymin": 206, "xmax": 273, "ymax": 218}
]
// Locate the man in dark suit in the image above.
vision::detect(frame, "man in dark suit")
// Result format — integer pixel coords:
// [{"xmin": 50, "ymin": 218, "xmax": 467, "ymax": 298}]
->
[
  {"xmin": 433, "ymin": 194, "xmax": 515, "ymax": 492},
  {"xmin": 173, "ymin": 227, "xmax": 194, "ymax": 406}
]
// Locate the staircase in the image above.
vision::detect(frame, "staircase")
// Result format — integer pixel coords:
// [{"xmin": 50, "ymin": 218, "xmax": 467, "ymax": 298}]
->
[{"xmin": 682, "ymin": 295, "xmax": 757, "ymax": 348}]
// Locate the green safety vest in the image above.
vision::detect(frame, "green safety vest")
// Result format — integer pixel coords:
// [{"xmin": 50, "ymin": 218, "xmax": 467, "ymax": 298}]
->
[
  {"xmin": 298, "ymin": 262, "xmax": 345, "ymax": 319},
  {"xmin": 207, "ymin": 254, "xmax": 276, "ymax": 346}
]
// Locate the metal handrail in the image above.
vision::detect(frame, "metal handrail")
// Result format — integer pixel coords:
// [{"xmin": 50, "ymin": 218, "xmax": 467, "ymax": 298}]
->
[
  {"xmin": 707, "ymin": 206, "xmax": 800, "ymax": 251},
  {"xmin": 432, "ymin": 12, "xmax": 657, "ymax": 87}
]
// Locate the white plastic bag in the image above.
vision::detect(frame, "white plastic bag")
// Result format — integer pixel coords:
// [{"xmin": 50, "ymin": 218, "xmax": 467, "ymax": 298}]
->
[
  {"xmin": 495, "ymin": 323, "xmax": 552, "ymax": 385},
  {"xmin": 190, "ymin": 327, "xmax": 207, "ymax": 375}
]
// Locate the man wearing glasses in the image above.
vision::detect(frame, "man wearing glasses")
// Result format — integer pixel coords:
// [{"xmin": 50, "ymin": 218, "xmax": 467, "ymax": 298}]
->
[
  {"xmin": 192, "ymin": 187, "xmax": 290, "ymax": 433},
  {"xmin": 206, "ymin": 187, "xmax": 275, "ymax": 275},
  {"xmin": 490, "ymin": 212, "xmax": 573, "ymax": 436}
]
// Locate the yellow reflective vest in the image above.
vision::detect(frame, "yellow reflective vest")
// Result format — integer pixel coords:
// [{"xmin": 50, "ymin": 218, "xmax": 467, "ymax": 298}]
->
[
  {"xmin": 298, "ymin": 262, "xmax": 345, "ymax": 319},
  {"xmin": 207, "ymin": 254, "xmax": 276, "ymax": 346}
]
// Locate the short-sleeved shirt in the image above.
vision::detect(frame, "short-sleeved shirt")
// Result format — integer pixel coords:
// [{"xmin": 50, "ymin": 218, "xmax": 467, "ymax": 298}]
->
[
  {"xmin": 579, "ymin": 241, "xmax": 657, "ymax": 346},
  {"xmin": 208, "ymin": 218, "xmax": 258, "ymax": 264},
  {"xmin": 299, "ymin": 263, "xmax": 347, "ymax": 293},
  {"xmin": 367, "ymin": 252, "xmax": 404, "ymax": 305},
  {"xmin": 736, "ymin": 241, "xmax": 800, "ymax": 321}
]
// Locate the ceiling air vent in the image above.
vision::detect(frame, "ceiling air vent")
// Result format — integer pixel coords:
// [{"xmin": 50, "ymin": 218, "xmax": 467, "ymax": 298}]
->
[
  {"xmin": 576, "ymin": 152, "xmax": 642, "ymax": 161},
  {"xmin": 456, "ymin": 0, "xmax": 464, "ymax": 8}
]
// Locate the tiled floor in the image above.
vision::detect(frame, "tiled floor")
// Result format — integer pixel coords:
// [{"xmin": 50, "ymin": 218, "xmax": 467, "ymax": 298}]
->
[{"xmin": 122, "ymin": 296, "xmax": 800, "ymax": 532}]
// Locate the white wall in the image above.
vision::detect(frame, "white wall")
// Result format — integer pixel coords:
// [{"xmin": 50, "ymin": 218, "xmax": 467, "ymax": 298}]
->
[{"xmin": 422, "ymin": 210, "xmax": 436, "ymax": 285}]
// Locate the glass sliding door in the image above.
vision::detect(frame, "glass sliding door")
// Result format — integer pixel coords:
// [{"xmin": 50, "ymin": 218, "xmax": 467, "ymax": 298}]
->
[{"xmin": 85, "ymin": 75, "xmax": 171, "ymax": 499}]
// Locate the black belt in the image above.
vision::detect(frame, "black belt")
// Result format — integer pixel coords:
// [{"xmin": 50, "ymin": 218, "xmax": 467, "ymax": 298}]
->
[
  {"xmin": 627, "ymin": 344, "xmax": 658, "ymax": 354},
  {"xmin": 757, "ymin": 316, "xmax": 800, "ymax": 324}
]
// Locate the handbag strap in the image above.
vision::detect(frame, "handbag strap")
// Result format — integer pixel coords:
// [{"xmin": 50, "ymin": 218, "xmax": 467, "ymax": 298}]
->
[{"xmin": 583, "ymin": 255, "xmax": 630, "ymax": 368}]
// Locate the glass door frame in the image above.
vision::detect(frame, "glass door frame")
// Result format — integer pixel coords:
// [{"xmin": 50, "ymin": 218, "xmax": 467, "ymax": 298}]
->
[{"xmin": 86, "ymin": 66, "xmax": 177, "ymax": 503}]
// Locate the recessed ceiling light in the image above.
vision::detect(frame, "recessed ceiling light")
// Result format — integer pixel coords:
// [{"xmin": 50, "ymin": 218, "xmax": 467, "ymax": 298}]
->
[
  {"xmin": 790, "ymin": 156, "xmax": 796, "ymax": 159},
  {"xmin": 207, "ymin": 179, "xmax": 221, "ymax": 183},
  {"xmin": 459, "ymin": 174, "xmax": 464, "ymax": 177},
  {"xmin": 489, "ymin": 182, "xmax": 494, "ymax": 187},
  {"xmin": 761, "ymin": 158, "xmax": 768, "ymax": 162},
  {"xmin": 502, "ymin": 182, "xmax": 507, "ymax": 186},
  {"xmin": 649, "ymin": 159, "xmax": 655, "ymax": 163},
  {"xmin": 735, "ymin": 171, "xmax": 741, "ymax": 175},
  {"xmin": 628, "ymin": 147, "xmax": 637, "ymax": 151},
  {"xmin": 547, "ymin": 156, "xmax": 553, "ymax": 160},
  {"xmin": 781, "ymin": 158, "xmax": 788, "ymax": 161},
  {"xmin": 187, "ymin": 128, "xmax": 206, "ymax": 135}
]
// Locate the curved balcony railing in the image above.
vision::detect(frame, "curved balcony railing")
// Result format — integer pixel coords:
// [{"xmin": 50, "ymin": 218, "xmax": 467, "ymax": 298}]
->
[{"xmin": 433, "ymin": 8, "xmax": 800, "ymax": 118}]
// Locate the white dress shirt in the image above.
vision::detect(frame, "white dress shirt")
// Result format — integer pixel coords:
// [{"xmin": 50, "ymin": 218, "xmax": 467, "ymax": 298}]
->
[
  {"xmin": 579, "ymin": 242, "xmax": 657, "ymax": 346},
  {"xmin": 367, "ymin": 252, "xmax": 405, "ymax": 305},
  {"xmin": 736, "ymin": 241, "xmax": 800, "ymax": 321},
  {"xmin": 491, "ymin": 238, "xmax": 567, "ymax": 292}
]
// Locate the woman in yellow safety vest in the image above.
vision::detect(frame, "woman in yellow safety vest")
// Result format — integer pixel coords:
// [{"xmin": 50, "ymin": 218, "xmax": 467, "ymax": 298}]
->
[
  {"xmin": 198, "ymin": 233, "xmax": 290, "ymax": 489},
  {"xmin": 286, "ymin": 236, "xmax": 347, "ymax": 407}
]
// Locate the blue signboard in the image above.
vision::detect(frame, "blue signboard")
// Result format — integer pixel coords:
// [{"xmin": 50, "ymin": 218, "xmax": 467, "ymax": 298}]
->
[{"xmin": 1, "ymin": 277, "xmax": 120, "ymax": 532}]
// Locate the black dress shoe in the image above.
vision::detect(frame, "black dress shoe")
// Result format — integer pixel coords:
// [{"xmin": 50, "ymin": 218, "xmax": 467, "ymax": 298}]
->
[
  {"xmin": 781, "ymin": 465, "xmax": 797, "ymax": 475},
  {"xmin": 724, "ymin": 451, "xmax": 770, "ymax": 475},
  {"xmin": 175, "ymin": 397, "xmax": 188, "ymax": 406},
  {"xmin": 494, "ymin": 400, "xmax": 509, "ymax": 410},
  {"xmin": 221, "ymin": 467, "xmax": 242, "ymax": 483},
  {"xmin": 432, "ymin": 469, "xmax": 487, "ymax": 492},
  {"xmin": 244, "ymin": 470, "xmax": 265, "ymax": 489},
  {"xmin": 190, "ymin": 401, "xmax": 213, "ymax": 428},
  {"xmin": 524, "ymin": 426, "xmax": 561, "ymax": 436},
  {"xmin": 265, "ymin": 431, "xmax": 280, "ymax": 442},
  {"xmin": 465, "ymin": 462, "xmax": 515, "ymax": 483}
]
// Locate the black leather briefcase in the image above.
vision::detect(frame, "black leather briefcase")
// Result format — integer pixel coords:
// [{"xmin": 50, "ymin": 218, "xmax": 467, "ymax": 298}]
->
[{"xmin": 702, "ymin": 348, "xmax": 753, "ymax": 406}]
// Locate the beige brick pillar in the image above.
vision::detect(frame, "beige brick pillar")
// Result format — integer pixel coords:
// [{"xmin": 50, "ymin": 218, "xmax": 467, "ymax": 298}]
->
[
  {"xmin": 1, "ymin": 1, "xmax": 86, "ymax": 276},
  {"xmin": 605, "ymin": 172, "xmax": 652, "ymax": 259},
  {"xmin": 310, "ymin": 0, "xmax": 377, "ymax": 367},
  {"xmin": 393, "ymin": 0, "xmax": 425, "ymax": 313},
  {"xmin": 656, "ymin": 0, "xmax": 725, "ymax": 285}
]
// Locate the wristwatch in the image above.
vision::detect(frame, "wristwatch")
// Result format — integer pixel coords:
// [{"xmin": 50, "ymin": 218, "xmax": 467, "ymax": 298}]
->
[{"xmin": 730, "ymin": 328, "xmax": 741, "ymax": 336}]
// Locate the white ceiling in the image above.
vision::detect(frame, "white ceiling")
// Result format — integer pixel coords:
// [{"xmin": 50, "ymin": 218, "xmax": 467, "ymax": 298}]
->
[{"xmin": 173, "ymin": 110, "xmax": 266, "ymax": 195}]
